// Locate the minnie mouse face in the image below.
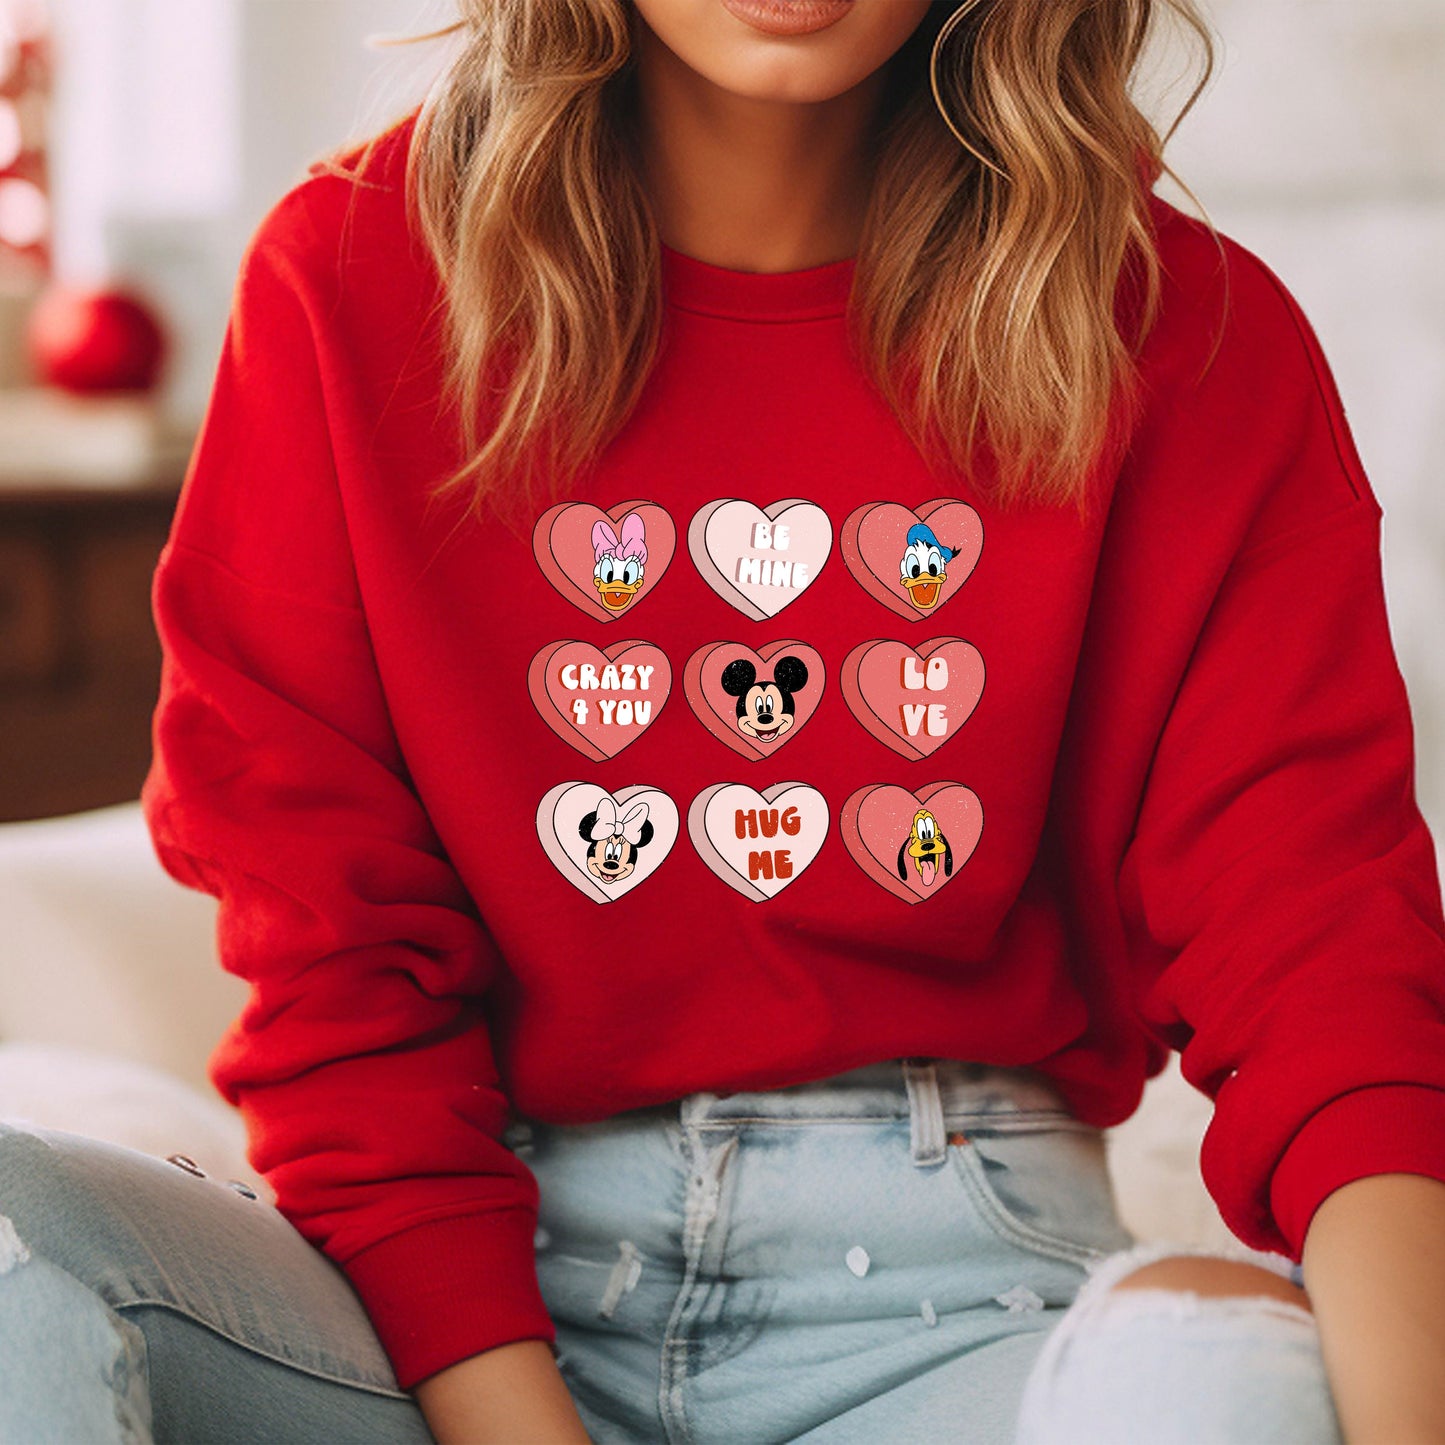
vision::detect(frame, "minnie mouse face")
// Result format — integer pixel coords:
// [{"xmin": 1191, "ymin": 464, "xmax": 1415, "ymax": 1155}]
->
[
  {"xmin": 578, "ymin": 809, "xmax": 654, "ymax": 884},
  {"xmin": 720, "ymin": 655, "xmax": 810, "ymax": 744}
]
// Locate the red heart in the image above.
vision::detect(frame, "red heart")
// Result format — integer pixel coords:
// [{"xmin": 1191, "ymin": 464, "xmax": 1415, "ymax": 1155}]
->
[
  {"xmin": 683, "ymin": 641, "xmax": 826, "ymax": 760},
  {"xmin": 529, "ymin": 640, "xmax": 671, "ymax": 760},
  {"xmin": 840, "ymin": 499, "xmax": 983, "ymax": 622},
  {"xmin": 841, "ymin": 782, "xmax": 983, "ymax": 903},
  {"xmin": 533, "ymin": 501, "xmax": 676, "ymax": 623},
  {"xmin": 840, "ymin": 638, "xmax": 984, "ymax": 760}
]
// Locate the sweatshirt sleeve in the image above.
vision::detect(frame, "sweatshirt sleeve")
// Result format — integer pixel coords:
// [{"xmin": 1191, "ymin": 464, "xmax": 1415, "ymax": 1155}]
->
[
  {"xmin": 140, "ymin": 188, "xmax": 555, "ymax": 1388},
  {"xmin": 1117, "ymin": 242, "xmax": 1445, "ymax": 1263}
]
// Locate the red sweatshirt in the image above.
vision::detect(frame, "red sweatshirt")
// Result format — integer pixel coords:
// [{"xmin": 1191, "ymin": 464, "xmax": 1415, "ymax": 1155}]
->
[{"xmin": 142, "ymin": 111, "xmax": 1445, "ymax": 1390}]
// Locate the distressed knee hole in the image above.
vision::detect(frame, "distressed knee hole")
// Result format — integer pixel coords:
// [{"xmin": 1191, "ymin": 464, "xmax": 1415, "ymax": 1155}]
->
[
  {"xmin": 1016, "ymin": 1263, "xmax": 1340, "ymax": 1445},
  {"xmin": 0, "ymin": 1213, "xmax": 32, "ymax": 1273},
  {"xmin": 1107, "ymin": 1256, "xmax": 1312, "ymax": 1316}
]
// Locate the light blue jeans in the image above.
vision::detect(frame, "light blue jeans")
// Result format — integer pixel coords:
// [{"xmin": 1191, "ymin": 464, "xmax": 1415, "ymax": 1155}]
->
[{"xmin": 0, "ymin": 1058, "xmax": 1342, "ymax": 1443}]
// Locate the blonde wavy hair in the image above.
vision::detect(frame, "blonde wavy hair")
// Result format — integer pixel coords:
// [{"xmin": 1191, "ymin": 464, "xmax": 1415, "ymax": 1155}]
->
[{"xmin": 336, "ymin": 0, "xmax": 1214, "ymax": 523}]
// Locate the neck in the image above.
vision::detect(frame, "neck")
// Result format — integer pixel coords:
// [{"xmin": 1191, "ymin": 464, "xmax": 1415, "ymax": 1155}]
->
[{"xmin": 629, "ymin": 20, "xmax": 883, "ymax": 274}]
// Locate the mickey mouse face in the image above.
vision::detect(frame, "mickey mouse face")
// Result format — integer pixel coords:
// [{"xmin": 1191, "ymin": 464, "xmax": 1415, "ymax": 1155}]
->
[
  {"xmin": 720, "ymin": 656, "xmax": 810, "ymax": 745},
  {"xmin": 740, "ymin": 681, "xmax": 789, "ymax": 741}
]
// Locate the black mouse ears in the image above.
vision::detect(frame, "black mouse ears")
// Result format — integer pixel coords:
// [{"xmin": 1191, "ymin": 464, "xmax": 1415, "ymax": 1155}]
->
[
  {"xmin": 720, "ymin": 659, "xmax": 757, "ymax": 696},
  {"xmin": 772, "ymin": 655, "xmax": 809, "ymax": 693},
  {"xmin": 722, "ymin": 657, "xmax": 810, "ymax": 696}
]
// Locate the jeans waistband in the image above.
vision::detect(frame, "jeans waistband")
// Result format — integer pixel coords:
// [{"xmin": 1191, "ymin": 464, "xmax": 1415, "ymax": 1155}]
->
[
  {"xmin": 514, "ymin": 1059, "xmax": 1085, "ymax": 1173},
  {"xmin": 676, "ymin": 1058, "xmax": 1079, "ymax": 1167}
]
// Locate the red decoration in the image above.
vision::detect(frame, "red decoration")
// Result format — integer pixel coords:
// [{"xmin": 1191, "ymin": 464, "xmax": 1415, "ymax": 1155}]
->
[
  {"xmin": 0, "ymin": 0, "xmax": 53, "ymax": 279},
  {"xmin": 24, "ymin": 284, "xmax": 168, "ymax": 393}
]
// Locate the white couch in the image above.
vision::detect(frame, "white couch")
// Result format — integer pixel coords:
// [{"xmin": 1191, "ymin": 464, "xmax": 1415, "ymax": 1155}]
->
[{"xmin": 0, "ymin": 801, "xmax": 1235, "ymax": 1246}]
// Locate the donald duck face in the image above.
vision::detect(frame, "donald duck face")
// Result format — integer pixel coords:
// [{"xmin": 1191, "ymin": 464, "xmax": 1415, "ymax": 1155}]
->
[
  {"xmin": 593, "ymin": 513, "xmax": 648, "ymax": 612},
  {"xmin": 899, "ymin": 523, "xmax": 957, "ymax": 612}
]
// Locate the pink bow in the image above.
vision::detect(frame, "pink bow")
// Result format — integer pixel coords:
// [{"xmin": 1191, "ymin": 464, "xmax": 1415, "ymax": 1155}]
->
[{"xmin": 592, "ymin": 512, "xmax": 648, "ymax": 564}]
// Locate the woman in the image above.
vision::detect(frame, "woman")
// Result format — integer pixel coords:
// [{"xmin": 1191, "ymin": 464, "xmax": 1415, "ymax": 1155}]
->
[{"xmin": 2, "ymin": 1, "xmax": 1443, "ymax": 1441}]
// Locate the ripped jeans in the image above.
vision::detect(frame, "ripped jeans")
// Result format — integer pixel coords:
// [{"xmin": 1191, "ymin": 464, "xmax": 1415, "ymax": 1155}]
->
[{"xmin": 0, "ymin": 1059, "xmax": 1342, "ymax": 1444}]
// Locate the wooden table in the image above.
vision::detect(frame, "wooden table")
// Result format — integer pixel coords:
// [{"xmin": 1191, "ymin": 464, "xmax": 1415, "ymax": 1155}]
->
[{"xmin": 0, "ymin": 462, "xmax": 188, "ymax": 822}]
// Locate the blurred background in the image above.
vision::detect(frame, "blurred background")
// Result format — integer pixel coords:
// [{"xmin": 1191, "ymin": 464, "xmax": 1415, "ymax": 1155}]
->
[{"xmin": 0, "ymin": 0, "xmax": 1439, "ymax": 1246}]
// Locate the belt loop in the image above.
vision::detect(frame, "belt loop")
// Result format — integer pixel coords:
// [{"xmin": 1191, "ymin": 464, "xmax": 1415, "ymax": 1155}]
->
[
  {"xmin": 679, "ymin": 1090, "xmax": 719, "ymax": 1128},
  {"xmin": 902, "ymin": 1058, "xmax": 946, "ymax": 1167}
]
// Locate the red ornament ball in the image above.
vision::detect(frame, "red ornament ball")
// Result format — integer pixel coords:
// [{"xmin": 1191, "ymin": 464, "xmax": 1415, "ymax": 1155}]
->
[{"xmin": 25, "ymin": 284, "xmax": 168, "ymax": 394}]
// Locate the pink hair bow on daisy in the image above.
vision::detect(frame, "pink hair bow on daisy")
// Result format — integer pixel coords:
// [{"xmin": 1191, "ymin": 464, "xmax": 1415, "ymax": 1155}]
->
[
  {"xmin": 588, "ymin": 797, "xmax": 650, "ymax": 844},
  {"xmin": 592, "ymin": 512, "xmax": 648, "ymax": 564}
]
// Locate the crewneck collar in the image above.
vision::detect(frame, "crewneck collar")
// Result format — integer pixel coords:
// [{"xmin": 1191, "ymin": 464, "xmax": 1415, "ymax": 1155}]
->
[{"xmin": 659, "ymin": 240, "xmax": 855, "ymax": 323}]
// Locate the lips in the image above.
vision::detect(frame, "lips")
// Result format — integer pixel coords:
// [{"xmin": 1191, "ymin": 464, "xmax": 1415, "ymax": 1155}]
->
[
  {"xmin": 752, "ymin": 727, "xmax": 780, "ymax": 742},
  {"xmin": 717, "ymin": 0, "xmax": 855, "ymax": 39},
  {"xmin": 600, "ymin": 588, "xmax": 634, "ymax": 610}
]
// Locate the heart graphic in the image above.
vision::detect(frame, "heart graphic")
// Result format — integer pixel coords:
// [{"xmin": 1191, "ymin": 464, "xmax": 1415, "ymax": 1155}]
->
[
  {"xmin": 840, "ymin": 499, "xmax": 983, "ymax": 622},
  {"xmin": 529, "ymin": 641, "xmax": 671, "ymax": 761},
  {"xmin": 840, "ymin": 783, "xmax": 983, "ymax": 904},
  {"xmin": 533, "ymin": 501, "xmax": 676, "ymax": 623},
  {"xmin": 537, "ymin": 783, "xmax": 678, "ymax": 903},
  {"xmin": 840, "ymin": 638, "xmax": 984, "ymax": 760},
  {"xmin": 688, "ymin": 499, "xmax": 832, "ymax": 620},
  {"xmin": 688, "ymin": 782, "xmax": 829, "ymax": 901},
  {"xmin": 683, "ymin": 641, "xmax": 826, "ymax": 761}
]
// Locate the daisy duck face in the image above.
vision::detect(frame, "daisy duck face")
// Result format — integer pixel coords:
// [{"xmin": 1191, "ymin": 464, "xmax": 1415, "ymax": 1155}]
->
[
  {"xmin": 593, "ymin": 513, "xmax": 648, "ymax": 613},
  {"xmin": 899, "ymin": 523, "xmax": 957, "ymax": 612}
]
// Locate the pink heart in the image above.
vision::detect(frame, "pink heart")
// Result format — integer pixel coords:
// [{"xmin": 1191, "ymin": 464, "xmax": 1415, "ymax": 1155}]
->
[
  {"xmin": 536, "ymin": 782, "xmax": 678, "ymax": 903},
  {"xmin": 683, "ymin": 641, "xmax": 826, "ymax": 761},
  {"xmin": 840, "ymin": 499, "xmax": 983, "ymax": 622},
  {"xmin": 533, "ymin": 500, "xmax": 676, "ymax": 623},
  {"xmin": 688, "ymin": 782, "xmax": 829, "ymax": 901},
  {"xmin": 529, "ymin": 641, "xmax": 671, "ymax": 761},
  {"xmin": 840, "ymin": 783, "xmax": 983, "ymax": 904},
  {"xmin": 688, "ymin": 499, "xmax": 831, "ymax": 620},
  {"xmin": 840, "ymin": 638, "xmax": 984, "ymax": 760}
]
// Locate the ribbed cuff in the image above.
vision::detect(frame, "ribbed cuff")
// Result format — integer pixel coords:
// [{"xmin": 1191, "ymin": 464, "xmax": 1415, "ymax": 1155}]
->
[
  {"xmin": 1269, "ymin": 1083, "xmax": 1445, "ymax": 1261},
  {"xmin": 338, "ymin": 1208, "xmax": 556, "ymax": 1390}
]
